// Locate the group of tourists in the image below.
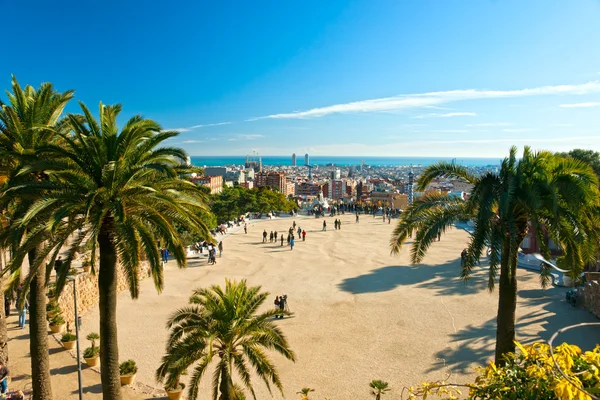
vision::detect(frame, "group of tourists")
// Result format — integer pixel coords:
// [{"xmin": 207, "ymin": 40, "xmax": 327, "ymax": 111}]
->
[
  {"xmin": 273, "ymin": 294, "xmax": 289, "ymax": 318},
  {"xmin": 4, "ymin": 284, "xmax": 29, "ymax": 330}
]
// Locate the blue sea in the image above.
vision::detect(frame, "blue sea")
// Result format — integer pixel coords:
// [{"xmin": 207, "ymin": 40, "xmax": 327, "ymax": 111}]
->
[{"xmin": 190, "ymin": 156, "xmax": 501, "ymax": 167}]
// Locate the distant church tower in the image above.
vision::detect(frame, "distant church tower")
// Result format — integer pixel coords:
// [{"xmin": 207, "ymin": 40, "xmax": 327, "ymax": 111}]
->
[{"xmin": 408, "ymin": 168, "xmax": 414, "ymax": 204}]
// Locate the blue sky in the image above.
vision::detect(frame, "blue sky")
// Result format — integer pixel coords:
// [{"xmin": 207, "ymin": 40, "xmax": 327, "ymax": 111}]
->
[{"xmin": 3, "ymin": 0, "xmax": 600, "ymax": 157}]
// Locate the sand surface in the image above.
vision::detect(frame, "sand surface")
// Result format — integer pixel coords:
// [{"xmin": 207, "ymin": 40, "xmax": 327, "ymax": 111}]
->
[{"xmin": 74, "ymin": 213, "xmax": 599, "ymax": 399}]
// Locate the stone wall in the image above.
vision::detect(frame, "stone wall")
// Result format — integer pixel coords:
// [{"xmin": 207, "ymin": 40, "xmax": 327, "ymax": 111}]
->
[
  {"xmin": 582, "ymin": 273, "xmax": 600, "ymax": 319},
  {"xmin": 56, "ymin": 262, "xmax": 152, "ymax": 326}
]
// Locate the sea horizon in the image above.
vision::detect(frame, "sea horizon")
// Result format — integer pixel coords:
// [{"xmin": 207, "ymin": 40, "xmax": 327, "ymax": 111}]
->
[{"xmin": 190, "ymin": 155, "xmax": 501, "ymax": 167}]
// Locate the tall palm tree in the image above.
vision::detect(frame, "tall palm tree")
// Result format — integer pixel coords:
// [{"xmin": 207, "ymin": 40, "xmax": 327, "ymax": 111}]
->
[
  {"xmin": 5, "ymin": 101, "xmax": 213, "ymax": 399},
  {"xmin": 390, "ymin": 146, "xmax": 600, "ymax": 365},
  {"xmin": 0, "ymin": 76, "xmax": 74, "ymax": 399},
  {"xmin": 369, "ymin": 380, "xmax": 390, "ymax": 399},
  {"xmin": 156, "ymin": 279, "xmax": 296, "ymax": 400}
]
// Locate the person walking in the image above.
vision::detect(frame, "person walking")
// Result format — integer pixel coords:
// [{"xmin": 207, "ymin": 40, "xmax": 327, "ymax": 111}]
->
[
  {"xmin": 218, "ymin": 241, "xmax": 223, "ymax": 257},
  {"xmin": 280, "ymin": 235, "xmax": 284, "ymax": 246},
  {"xmin": 356, "ymin": 213, "xmax": 359, "ymax": 223},
  {"xmin": 263, "ymin": 230, "xmax": 267, "ymax": 243},
  {"xmin": 3, "ymin": 293, "xmax": 10, "ymax": 318},
  {"xmin": 293, "ymin": 221, "xmax": 296, "ymax": 230},
  {"xmin": 274, "ymin": 231, "xmax": 278, "ymax": 241},
  {"xmin": 323, "ymin": 220, "xmax": 327, "ymax": 232},
  {"xmin": 302, "ymin": 230, "xmax": 306, "ymax": 241},
  {"xmin": 274, "ymin": 296, "xmax": 281, "ymax": 318},
  {"xmin": 297, "ymin": 226, "xmax": 301, "ymax": 237},
  {"xmin": 269, "ymin": 231, "xmax": 274, "ymax": 243},
  {"xmin": 0, "ymin": 360, "xmax": 10, "ymax": 396},
  {"xmin": 338, "ymin": 219, "xmax": 341, "ymax": 230},
  {"xmin": 244, "ymin": 223, "xmax": 247, "ymax": 234},
  {"xmin": 287, "ymin": 233, "xmax": 291, "ymax": 245},
  {"xmin": 290, "ymin": 235, "xmax": 295, "ymax": 251}
]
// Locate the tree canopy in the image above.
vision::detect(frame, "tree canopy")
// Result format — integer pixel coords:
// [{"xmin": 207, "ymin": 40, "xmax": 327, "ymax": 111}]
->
[{"xmin": 210, "ymin": 186, "xmax": 297, "ymax": 224}]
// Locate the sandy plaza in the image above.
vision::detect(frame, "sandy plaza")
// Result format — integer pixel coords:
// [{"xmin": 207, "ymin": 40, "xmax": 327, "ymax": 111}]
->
[{"xmin": 16, "ymin": 213, "xmax": 585, "ymax": 399}]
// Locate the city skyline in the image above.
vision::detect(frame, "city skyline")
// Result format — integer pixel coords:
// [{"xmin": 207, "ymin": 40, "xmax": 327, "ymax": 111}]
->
[{"xmin": 3, "ymin": 1, "xmax": 600, "ymax": 157}]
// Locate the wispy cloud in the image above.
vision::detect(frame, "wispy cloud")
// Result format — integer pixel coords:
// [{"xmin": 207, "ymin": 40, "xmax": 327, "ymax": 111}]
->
[
  {"xmin": 413, "ymin": 112, "xmax": 477, "ymax": 119},
  {"xmin": 559, "ymin": 102, "xmax": 600, "ymax": 108},
  {"xmin": 433, "ymin": 129, "xmax": 470, "ymax": 133},
  {"xmin": 503, "ymin": 128, "xmax": 536, "ymax": 132},
  {"xmin": 235, "ymin": 134, "xmax": 263, "ymax": 140},
  {"xmin": 182, "ymin": 140, "xmax": 202, "ymax": 144},
  {"xmin": 189, "ymin": 122, "xmax": 232, "ymax": 128},
  {"xmin": 466, "ymin": 122, "xmax": 512, "ymax": 127},
  {"xmin": 162, "ymin": 121, "xmax": 231, "ymax": 132},
  {"xmin": 247, "ymin": 81, "xmax": 600, "ymax": 120}
]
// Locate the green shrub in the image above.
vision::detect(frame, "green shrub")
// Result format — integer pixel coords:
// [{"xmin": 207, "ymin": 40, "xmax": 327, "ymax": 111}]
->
[
  {"xmin": 119, "ymin": 360, "xmax": 138, "ymax": 376},
  {"xmin": 83, "ymin": 346, "xmax": 100, "ymax": 358},
  {"xmin": 61, "ymin": 333, "xmax": 76, "ymax": 342},
  {"xmin": 49, "ymin": 314, "xmax": 65, "ymax": 326}
]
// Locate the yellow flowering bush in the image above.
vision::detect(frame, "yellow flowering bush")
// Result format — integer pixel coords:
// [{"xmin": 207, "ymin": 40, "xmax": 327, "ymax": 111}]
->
[{"xmin": 406, "ymin": 342, "xmax": 600, "ymax": 400}]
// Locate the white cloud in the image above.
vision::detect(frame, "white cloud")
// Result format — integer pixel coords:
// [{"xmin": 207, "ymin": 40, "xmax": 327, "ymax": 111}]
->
[
  {"xmin": 235, "ymin": 134, "xmax": 264, "ymax": 140},
  {"xmin": 413, "ymin": 112, "xmax": 477, "ymax": 119},
  {"xmin": 433, "ymin": 129, "xmax": 470, "ymax": 133},
  {"xmin": 503, "ymin": 128, "xmax": 536, "ymax": 132},
  {"xmin": 559, "ymin": 102, "xmax": 600, "ymax": 108},
  {"xmin": 162, "ymin": 128, "xmax": 191, "ymax": 132},
  {"xmin": 247, "ymin": 81, "xmax": 600, "ymax": 120},
  {"xmin": 189, "ymin": 122, "xmax": 232, "ymax": 128},
  {"xmin": 182, "ymin": 140, "xmax": 202, "ymax": 144},
  {"xmin": 466, "ymin": 122, "xmax": 512, "ymax": 127}
]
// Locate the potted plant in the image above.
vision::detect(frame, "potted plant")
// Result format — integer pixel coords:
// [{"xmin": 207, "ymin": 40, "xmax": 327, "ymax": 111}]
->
[
  {"xmin": 46, "ymin": 302, "xmax": 59, "ymax": 319},
  {"xmin": 81, "ymin": 258, "xmax": 92, "ymax": 273},
  {"xmin": 83, "ymin": 332, "xmax": 100, "ymax": 367},
  {"xmin": 47, "ymin": 283, "xmax": 57, "ymax": 301},
  {"xmin": 119, "ymin": 359, "xmax": 137, "ymax": 385},
  {"xmin": 49, "ymin": 314, "xmax": 66, "ymax": 333},
  {"xmin": 61, "ymin": 332, "xmax": 77, "ymax": 350},
  {"xmin": 165, "ymin": 374, "xmax": 185, "ymax": 400}
]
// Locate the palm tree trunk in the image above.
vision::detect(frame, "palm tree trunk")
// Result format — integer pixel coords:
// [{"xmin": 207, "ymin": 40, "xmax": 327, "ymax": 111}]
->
[
  {"xmin": 98, "ymin": 224, "xmax": 122, "ymax": 400},
  {"xmin": 494, "ymin": 240, "xmax": 518, "ymax": 366},
  {"xmin": 29, "ymin": 248, "xmax": 53, "ymax": 400},
  {"xmin": 0, "ymin": 249, "xmax": 8, "ymax": 364},
  {"xmin": 218, "ymin": 366, "xmax": 237, "ymax": 400}
]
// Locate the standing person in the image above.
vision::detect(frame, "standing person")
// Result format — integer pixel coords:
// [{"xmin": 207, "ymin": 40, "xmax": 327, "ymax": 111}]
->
[
  {"xmin": 338, "ymin": 219, "xmax": 342, "ymax": 230},
  {"xmin": 262, "ymin": 230, "xmax": 267, "ymax": 243},
  {"xmin": 218, "ymin": 241, "xmax": 223, "ymax": 257},
  {"xmin": 164, "ymin": 247, "xmax": 170, "ymax": 264},
  {"xmin": 0, "ymin": 360, "xmax": 10, "ymax": 396},
  {"xmin": 54, "ymin": 255, "xmax": 63, "ymax": 279},
  {"xmin": 322, "ymin": 220, "xmax": 327, "ymax": 232},
  {"xmin": 302, "ymin": 230, "xmax": 306, "ymax": 241},
  {"xmin": 278, "ymin": 295, "xmax": 286, "ymax": 318},
  {"xmin": 17, "ymin": 285, "xmax": 28, "ymax": 329},
  {"xmin": 297, "ymin": 226, "xmax": 302, "ymax": 237},
  {"xmin": 244, "ymin": 223, "xmax": 247, "ymax": 234},
  {"xmin": 293, "ymin": 221, "xmax": 296, "ymax": 230},
  {"xmin": 290, "ymin": 235, "xmax": 295, "ymax": 250},
  {"xmin": 269, "ymin": 231, "xmax": 274, "ymax": 243},
  {"xmin": 3, "ymin": 293, "xmax": 10, "ymax": 318},
  {"xmin": 356, "ymin": 213, "xmax": 359, "ymax": 223},
  {"xmin": 274, "ymin": 296, "xmax": 280, "ymax": 317},
  {"xmin": 280, "ymin": 235, "xmax": 284, "ymax": 246},
  {"xmin": 287, "ymin": 233, "xmax": 291, "ymax": 245},
  {"xmin": 274, "ymin": 231, "xmax": 278, "ymax": 241}
]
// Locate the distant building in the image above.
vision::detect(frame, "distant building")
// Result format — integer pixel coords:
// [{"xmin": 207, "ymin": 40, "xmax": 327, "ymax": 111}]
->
[
  {"xmin": 292, "ymin": 153, "xmax": 297, "ymax": 167},
  {"xmin": 370, "ymin": 191, "xmax": 409, "ymax": 209},
  {"xmin": 190, "ymin": 175, "xmax": 223, "ymax": 194},
  {"xmin": 256, "ymin": 172, "xmax": 288, "ymax": 194},
  {"xmin": 284, "ymin": 181, "xmax": 295, "ymax": 197},
  {"xmin": 305, "ymin": 153, "xmax": 310, "ymax": 166},
  {"xmin": 296, "ymin": 182, "xmax": 322, "ymax": 196},
  {"xmin": 408, "ymin": 169, "xmax": 414, "ymax": 204},
  {"xmin": 240, "ymin": 181, "xmax": 254, "ymax": 189},
  {"xmin": 327, "ymin": 179, "xmax": 347, "ymax": 200},
  {"xmin": 203, "ymin": 167, "xmax": 227, "ymax": 177}
]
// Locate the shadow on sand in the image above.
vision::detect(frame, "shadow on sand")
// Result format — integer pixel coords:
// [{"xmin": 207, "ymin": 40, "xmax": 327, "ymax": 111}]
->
[
  {"xmin": 339, "ymin": 259, "xmax": 599, "ymax": 376},
  {"xmin": 338, "ymin": 258, "xmax": 489, "ymax": 296}
]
